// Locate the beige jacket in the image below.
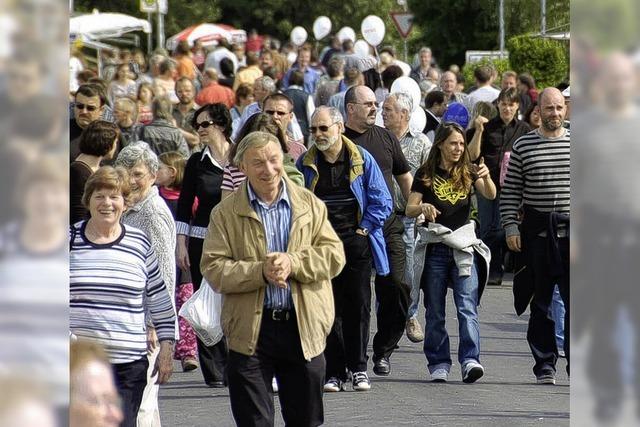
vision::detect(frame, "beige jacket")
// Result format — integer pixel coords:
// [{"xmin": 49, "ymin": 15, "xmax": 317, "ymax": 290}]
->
[{"xmin": 200, "ymin": 176, "xmax": 346, "ymax": 360}]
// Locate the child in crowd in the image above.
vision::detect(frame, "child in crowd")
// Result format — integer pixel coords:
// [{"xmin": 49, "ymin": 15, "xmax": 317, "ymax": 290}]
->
[
  {"xmin": 137, "ymin": 82, "xmax": 155, "ymax": 125},
  {"xmin": 156, "ymin": 151, "xmax": 199, "ymax": 372}
]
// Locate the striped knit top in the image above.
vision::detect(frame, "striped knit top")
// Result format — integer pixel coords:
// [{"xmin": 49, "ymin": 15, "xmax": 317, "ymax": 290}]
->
[
  {"xmin": 70, "ymin": 221, "xmax": 176, "ymax": 364},
  {"xmin": 499, "ymin": 128, "xmax": 570, "ymax": 237}
]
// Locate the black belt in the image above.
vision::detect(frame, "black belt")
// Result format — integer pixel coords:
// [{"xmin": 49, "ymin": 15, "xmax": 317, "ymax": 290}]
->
[{"xmin": 264, "ymin": 308, "xmax": 292, "ymax": 321}]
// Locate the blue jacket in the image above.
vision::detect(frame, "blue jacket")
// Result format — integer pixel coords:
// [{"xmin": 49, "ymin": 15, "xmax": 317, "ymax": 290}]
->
[{"xmin": 297, "ymin": 135, "xmax": 392, "ymax": 275}]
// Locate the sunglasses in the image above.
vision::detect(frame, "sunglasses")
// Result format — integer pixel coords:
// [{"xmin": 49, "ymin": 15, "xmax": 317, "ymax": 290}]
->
[
  {"xmin": 309, "ymin": 123, "xmax": 338, "ymax": 133},
  {"xmin": 75, "ymin": 103, "xmax": 99, "ymax": 112},
  {"xmin": 195, "ymin": 120, "xmax": 217, "ymax": 130},
  {"xmin": 264, "ymin": 110, "xmax": 289, "ymax": 117}
]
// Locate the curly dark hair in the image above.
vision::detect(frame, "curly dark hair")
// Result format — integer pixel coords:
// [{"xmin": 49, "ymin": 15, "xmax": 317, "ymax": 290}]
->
[{"xmin": 191, "ymin": 103, "xmax": 232, "ymax": 139}]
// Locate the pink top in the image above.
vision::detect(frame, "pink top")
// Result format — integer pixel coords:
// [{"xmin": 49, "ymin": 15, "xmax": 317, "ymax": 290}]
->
[
  {"xmin": 287, "ymin": 140, "xmax": 307, "ymax": 162},
  {"xmin": 221, "ymin": 165, "xmax": 246, "ymax": 192}
]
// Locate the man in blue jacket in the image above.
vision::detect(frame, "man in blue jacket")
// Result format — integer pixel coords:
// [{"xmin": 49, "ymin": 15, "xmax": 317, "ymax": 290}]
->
[{"xmin": 297, "ymin": 106, "xmax": 392, "ymax": 393}]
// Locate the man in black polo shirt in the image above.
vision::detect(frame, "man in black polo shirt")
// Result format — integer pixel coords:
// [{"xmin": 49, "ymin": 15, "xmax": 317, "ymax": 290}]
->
[
  {"xmin": 343, "ymin": 85, "xmax": 413, "ymax": 376},
  {"xmin": 467, "ymin": 87, "xmax": 531, "ymax": 285}
]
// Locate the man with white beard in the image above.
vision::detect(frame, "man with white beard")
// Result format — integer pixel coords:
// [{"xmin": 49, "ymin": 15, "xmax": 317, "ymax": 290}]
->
[{"xmin": 296, "ymin": 106, "xmax": 392, "ymax": 392}]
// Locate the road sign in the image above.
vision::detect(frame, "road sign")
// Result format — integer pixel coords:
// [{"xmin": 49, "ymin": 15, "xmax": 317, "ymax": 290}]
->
[
  {"xmin": 140, "ymin": 0, "xmax": 167, "ymax": 14},
  {"xmin": 390, "ymin": 12, "xmax": 414, "ymax": 39}
]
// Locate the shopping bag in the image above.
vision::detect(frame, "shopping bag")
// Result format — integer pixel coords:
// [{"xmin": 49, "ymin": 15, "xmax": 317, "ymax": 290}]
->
[{"xmin": 178, "ymin": 278, "xmax": 223, "ymax": 346}]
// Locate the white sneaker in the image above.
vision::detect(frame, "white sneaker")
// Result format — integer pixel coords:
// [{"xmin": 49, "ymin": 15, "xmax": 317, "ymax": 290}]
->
[
  {"xmin": 352, "ymin": 371, "xmax": 371, "ymax": 391},
  {"xmin": 323, "ymin": 377, "xmax": 343, "ymax": 392},
  {"xmin": 271, "ymin": 377, "xmax": 278, "ymax": 393},
  {"xmin": 462, "ymin": 361, "xmax": 484, "ymax": 383},
  {"xmin": 430, "ymin": 368, "xmax": 448, "ymax": 382}
]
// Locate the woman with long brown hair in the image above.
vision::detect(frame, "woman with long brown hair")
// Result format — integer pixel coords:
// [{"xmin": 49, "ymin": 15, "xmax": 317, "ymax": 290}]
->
[{"xmin": 405, "ymin": 122, "xmax": 495, "ymax": 384}]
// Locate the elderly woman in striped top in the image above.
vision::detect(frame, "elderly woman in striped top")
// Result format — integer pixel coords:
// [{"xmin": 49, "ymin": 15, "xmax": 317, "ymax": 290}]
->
[{"xmin": 70, "ymin": 166, "xmax": 175, "ymax": 427}]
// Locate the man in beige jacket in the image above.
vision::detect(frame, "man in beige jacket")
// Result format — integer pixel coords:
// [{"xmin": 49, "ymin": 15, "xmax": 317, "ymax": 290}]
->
[{"xmin": 201, "ymin": 131, "xmax": 346, "ymax": 426}]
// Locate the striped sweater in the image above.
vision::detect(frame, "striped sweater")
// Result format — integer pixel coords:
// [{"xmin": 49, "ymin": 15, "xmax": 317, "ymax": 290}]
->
[
  {"xmin": 499, "ymin": 128, "xmax": 570, "ymax": 237},
  {"xmin": 70, "ymin": 221, "xmax": 176, "ymax": 364}
]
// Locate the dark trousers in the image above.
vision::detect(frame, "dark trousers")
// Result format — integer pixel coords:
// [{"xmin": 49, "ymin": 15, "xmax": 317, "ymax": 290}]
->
[
  {"xmin": 373, "ymin": 215, "xmax": 411, "ymax": 360},
  {"xmin": 189, "ymin": 236, "xmax": 228, "ymax": 384},
  {"xmin": 227, "ymin": 311, "xmax": 325, "ymax": 427},
  {"xmin": 477, "ymin": 193, "xmax": 506, "ymax": 277},
  {"xmin": 325, "ymin": 234, "xmax": 373, "ymax": 379},
  {"xmin": 112, "ymin": 357, "xmax": 149, "ymax": 427},
  {"xmin": 527, "ymin": 235, "xmax": 570, "ymax": 376}
]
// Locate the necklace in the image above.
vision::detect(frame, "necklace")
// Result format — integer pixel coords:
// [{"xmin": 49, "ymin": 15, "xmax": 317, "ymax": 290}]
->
[{"xmin": 208, "ymin": 144, "xmax": 230, "ymax": 167}]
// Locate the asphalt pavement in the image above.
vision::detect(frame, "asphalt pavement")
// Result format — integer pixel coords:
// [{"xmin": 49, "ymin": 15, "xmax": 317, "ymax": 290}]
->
[{"xmin": 159, "ymin": 279, "xmax": 570, "ymax": 426}]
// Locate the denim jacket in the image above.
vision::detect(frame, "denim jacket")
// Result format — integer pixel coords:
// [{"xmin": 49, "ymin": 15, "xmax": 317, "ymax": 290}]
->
[{"xmin": 297, "ymin": 135, "xmax": 392, "ymax": 275}]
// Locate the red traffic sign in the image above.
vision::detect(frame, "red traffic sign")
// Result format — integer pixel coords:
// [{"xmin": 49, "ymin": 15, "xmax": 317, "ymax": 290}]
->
[{"xmin": 390, "ymin": 12, "xmax": 414, "ymax": 39}]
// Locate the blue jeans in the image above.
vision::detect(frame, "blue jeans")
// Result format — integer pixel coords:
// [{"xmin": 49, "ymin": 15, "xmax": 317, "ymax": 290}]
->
[
  {"xmin": 422, "ymin": 243, "xmax": 481, "ymax": 372},
  {"xmin": 399, "ymin": 216, "xmax": 419, "ymax": 319},
  {"xmin": 477, "ymin": 193, "xmax": 505, "ymax": 277},
  {"xmin": 549, "ymin": 284, "xmax": 565, "ymax": 351}
]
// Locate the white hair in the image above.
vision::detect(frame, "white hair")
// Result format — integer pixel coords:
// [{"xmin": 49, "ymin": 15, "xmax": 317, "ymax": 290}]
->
[
  {"xmin": 311, "ymin": 106, "xmax": 343, "ymax": 125},
  {"xmin": 115, "ymin": 141, "xmax": 159, "ymax": 173},
  {"xmin": 388, "ymin": 92, "xmax": 413, "ymax": 114}
]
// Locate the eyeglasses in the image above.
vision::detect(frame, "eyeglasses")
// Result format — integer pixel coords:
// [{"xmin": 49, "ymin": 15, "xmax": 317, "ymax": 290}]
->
[
  {"xmin": 195, "ymin": 120, "xmax": 217, "ymax": 130},
  {"xmin": 348, "ymin": 101, "xmax": 377, "ymax": 108},
  {"xmin": 264, "ymin": 110, "xmax": 290, "ymax": 117},
  {"xmin": 130, "ymin": 171, "xmax": 150, "ymax": 180},
  {"xmin": 309, "ymin": 123, "xmax": 338, "ymax": 134},
  {"xmin": 75, "ymin": 103, "xmax": 99, "ymax": 112}
]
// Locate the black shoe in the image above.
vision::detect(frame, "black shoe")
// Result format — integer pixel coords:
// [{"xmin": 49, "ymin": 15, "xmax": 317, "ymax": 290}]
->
[
  {"xmin": 206, "ymin": 380, "xmax": 226, "ymax": 388},
  {"xmin": 373, "ymin": 357, "xmax": 391, "ymax": 376},
  {"xmin": 487, "ymin": 273, "xmax": 503, "ymax": 286}
]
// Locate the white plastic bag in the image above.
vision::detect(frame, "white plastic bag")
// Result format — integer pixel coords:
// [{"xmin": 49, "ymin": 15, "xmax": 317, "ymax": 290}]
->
[{"xmin": 178, "ymin": 278, "xmax": 223, "ymax": 346}]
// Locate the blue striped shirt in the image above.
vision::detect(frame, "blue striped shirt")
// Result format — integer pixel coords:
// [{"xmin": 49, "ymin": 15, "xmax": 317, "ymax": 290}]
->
[
  {"xmin": 70, "ymin": 222, "xmax": 176, "ymax": 364},
  {"xmin": 247, "ymin": 181, "xmax": 293, "ymax": 310}
]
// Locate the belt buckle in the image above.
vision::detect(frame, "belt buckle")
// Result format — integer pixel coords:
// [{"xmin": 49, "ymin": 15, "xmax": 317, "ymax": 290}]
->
[{"xmin": 271, "ymin": 309, "xmax": 289, "ymax": 321}]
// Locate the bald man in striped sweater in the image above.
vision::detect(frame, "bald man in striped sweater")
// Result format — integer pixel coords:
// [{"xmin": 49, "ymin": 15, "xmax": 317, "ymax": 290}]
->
[{"xmin": 500, "ymin": 88, "xmax": 570, "ymax": 386}]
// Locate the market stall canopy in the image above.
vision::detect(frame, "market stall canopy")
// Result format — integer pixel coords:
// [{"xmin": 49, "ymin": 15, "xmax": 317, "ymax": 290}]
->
[
  {"xmin": 166, "ymin": 23, "xmax": 247, "ymax": 51},
  {"xmin": 70, "ymin": 10, "xmax": 151, "ymax": 40}
]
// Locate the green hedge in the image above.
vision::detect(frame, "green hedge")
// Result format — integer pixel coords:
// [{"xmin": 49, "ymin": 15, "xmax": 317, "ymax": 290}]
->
[
  {"xmin": 461, "ymin": 57, "xmax": 512, "ymax": 89},
  {"xmin": 506, "ymin": 35, "xmax": 569, "ymax": 88}
]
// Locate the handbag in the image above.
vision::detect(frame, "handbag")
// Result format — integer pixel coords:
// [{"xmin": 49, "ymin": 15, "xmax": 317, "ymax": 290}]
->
[{"xmin": 178, "ymin": 277, "xmax": 223, "ymax": 346}]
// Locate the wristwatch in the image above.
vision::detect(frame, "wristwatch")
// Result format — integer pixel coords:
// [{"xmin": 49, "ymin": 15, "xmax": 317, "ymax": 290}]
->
[{"xmin": 357, "ymin": 227, "xmax": 369, "ymax": 236}]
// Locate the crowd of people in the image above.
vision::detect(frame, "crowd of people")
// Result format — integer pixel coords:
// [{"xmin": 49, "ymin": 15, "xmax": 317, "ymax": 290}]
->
[{"xmin": 68, "ymin": 32, "xmax": 570, "ymax": 427}]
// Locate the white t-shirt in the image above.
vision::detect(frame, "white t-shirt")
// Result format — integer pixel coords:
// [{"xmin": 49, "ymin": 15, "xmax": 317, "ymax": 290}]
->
[{"xmin": 466, "ymin": 86, "xmax": 500, "ymax": 112}]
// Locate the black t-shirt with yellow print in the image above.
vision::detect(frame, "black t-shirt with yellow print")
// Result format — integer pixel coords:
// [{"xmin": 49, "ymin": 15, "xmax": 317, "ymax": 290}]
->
[{"xmin": 411, "ymin": 166, "xmax": 477, "ymax": 231}]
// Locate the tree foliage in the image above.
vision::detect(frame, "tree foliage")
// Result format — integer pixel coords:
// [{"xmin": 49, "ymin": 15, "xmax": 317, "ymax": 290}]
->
[
  {"xmin": 73, "ymin": 0, "xmax": 222, "ymax": 48},
  {"xmin": 506, "ymin": 35, "xmax": 568, "ymax": 88},
  {"xmin": 462, "ymin": 57, "xmax": 512, "ymax": 88},
  {"xmin": 218, "ymin": 0, "xmax": 410, "ymax": 53},
  {"xmin": 408, "ymin": 0, "xmax": 569, "ymax": 68},
  {"xmin": 74, "ymin": 0, "xmax": 423, "ymax": 60}
]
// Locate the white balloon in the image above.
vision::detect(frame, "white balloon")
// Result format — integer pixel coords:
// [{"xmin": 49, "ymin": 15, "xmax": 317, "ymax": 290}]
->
[
  {"xmin": 353, "ymin": 39, "xmax": 370, "ymax": 57},
  {"xmin": 361, "ymin": 15, "xmax": 385, "ymax": 47},
  {"xmin": 409, "ymin": 107, "xmax": 427, "ymax": 135},
  {"xmin": 290, "ymin": 26, "xmax": 308, "ymax": 47},
  {"xmin": 313, "ymin": 16, "xmax": 332, "ymax": 40},
  {"xmin": 390, "ymin": 76, "xmax": 421, "ymax": 112},
  {"xmin": 337, "ymin": 26, "xmax": 356, "ymax": 43}
]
